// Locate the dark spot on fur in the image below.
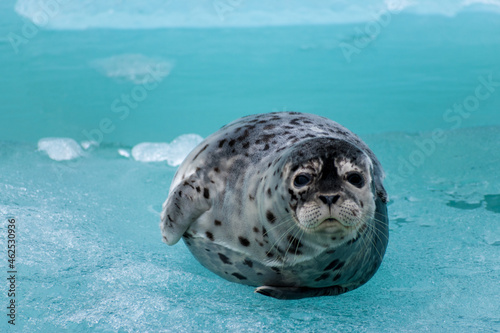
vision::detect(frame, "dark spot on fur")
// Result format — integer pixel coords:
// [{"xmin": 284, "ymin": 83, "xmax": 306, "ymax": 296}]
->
[
  {"xmin": 315, "ymin": 273, "xmax": 330, "ymax": 282},
  {"xmin": 218, "ymin": 139, "xmax": 226, "ymax": 148},
  {"xmin": 287, "ymin": 235, "xmax": 303, "ymax": 250},
  {"xmin": 262, "ymin": 226, "xmax": 268, "ymax": 237},
  {"xmin": 214, "ymin": 220, "xmax": 222, "ymax": 226},
  {"xmin": 249, "ymin": 194, "xmax": 255, "ymax": 201},
  {"xmin": 178, "ymin": 191, "xmax": 182, "ymax": 197},
  {"xmin": 253, "ymin": 227, "xmax": 259, "ymax": 233},
  {"xmin": 238, "ymin": 236, "xmax": 250, "ymax": 247},
  {"xmin": 183, "ymin": 181, "xmax": 194, "ymax": 189},
  {"xmin": 192, "ymin": 144, "xmax": 208, "ymax": 161},
  {"xmin": 232, "ymin": 272, "xmax": 247, "ymax": 280},
  {"xmin": 205, "ymin": 248, "xmax": 210, "ymax": 252},
  {"xmin": 263, "ymin": 144, "xmax": 270, "ymax": 151},
  {"xmin": 218, "ymin": 253, "xmax": 232, "ymax": 264},
  {"xmin": 267, "ymin": 188, "xmax": 272, "ymax": 197},
  {"xmin": 243, "ymin": 259, "xmax": 253, "ymax": 268},
  {"xmin": 242, "ymin": 142, "xmax": 250, "ymax": 149},
  {"xmin": 203, "ymin": 188, "xmax": 210, "ymax": 199},
  {"xmin": 333, "ymin": 273, "xmax": 342, "ymax": 281},
  {"xmin": 167, "ymin": 215, "xmax": 174, "ymax": 223},
  {"xmin": 266, "ymin": 210, "xmax": 276, "ymax": 223},
  {"xmin": 206, "ymin": 231, "xmax": 214, "ymax": 241},
  {"xmin": 347, "ymin": 236, "xmax": 359, "ymax": 245},
  {"xmin": 324, "ymin": 259, "xmax": 340, "ymax": 271},
  {"xmin": 331, "ymin": 237, "xmax": 337, "ymax": 241},
  {"xmin": 271, "ymin": 267, "xmax": 281, "ymax": 274},
  {"xmin": 257, "ymin": 272, "xmax": 263, "ymax": 276},
  {"xmin": 360, "ymin": 201, "xmax": 364, "ymax": 208},
  {"xmin": 266, "ymin": 252, "xmax": 274, "ymax": 258},
  {"xmin": 196, "ymin": 186, "xmax": 201, "ymax": 193},
  {"xmin": 326, "ymin": 249, "xmax": 336, "ymax": 254},
  {"xmin": 214, "ymin": 167, "xmax": 220, "ymax": 173}
]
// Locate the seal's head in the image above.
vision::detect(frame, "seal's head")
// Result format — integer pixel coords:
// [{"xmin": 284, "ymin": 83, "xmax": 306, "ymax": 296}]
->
[{"xmin": 265, "ymin": 138, "xmax": 381, "ymax": 247}]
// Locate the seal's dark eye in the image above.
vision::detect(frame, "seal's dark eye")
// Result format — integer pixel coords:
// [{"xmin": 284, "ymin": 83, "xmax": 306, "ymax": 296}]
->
[
  {"xmin": 294, "ymin": 174, "xmax": 312, "ymax": 187},
  {"xmin": 346, "ymin": 172, "xmax": 365, "ymax": 188}
]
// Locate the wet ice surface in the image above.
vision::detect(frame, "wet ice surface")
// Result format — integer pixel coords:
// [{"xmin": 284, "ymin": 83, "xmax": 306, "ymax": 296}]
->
[{"xmin": 1, "ymin": 126, "xmax": 499, "ymax": 332}]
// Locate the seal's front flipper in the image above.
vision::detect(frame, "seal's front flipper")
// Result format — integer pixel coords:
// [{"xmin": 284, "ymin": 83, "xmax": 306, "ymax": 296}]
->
[
  {"xmin": 160, "ymin": 174, "xmax": 211, "ymax": 245},
  {"xmin": 255, "ymin": 285, "xmax": 350, "ymax": 300}
]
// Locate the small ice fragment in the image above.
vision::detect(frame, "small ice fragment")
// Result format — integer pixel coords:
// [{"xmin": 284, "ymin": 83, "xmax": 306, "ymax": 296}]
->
[
  {"xmin": 131, "ymin": 134, "xmax": 203, "ymax": 166},
  {"xmin": 38, "ymin": 138, "xmax": 83, "ymax": 161},
  {"xmin": 91, "ymin": 54, "xmax": 172, "ymax": 84},
  {"xmin": 118, "ymin": 149, "xmax": 131, "ymax": 158},
  {"xmin": 81, "ymin": 140, "xmax": 99, "ymax": 150},
  {"xmin": 131, "ymin": 143, "xmax": 170, "ymax": 163},
  {"xmin": 166, "ymin": 134, "xmax": 204, "ymax": 167}
]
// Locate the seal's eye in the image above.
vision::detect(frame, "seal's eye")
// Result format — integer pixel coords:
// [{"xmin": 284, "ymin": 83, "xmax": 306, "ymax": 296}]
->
[
  {"xmin": 293, "ymin": 174, "xmax": 312, "ymax": 187},
  {"xmin": 346, "ymin": 172, "xmax": 365, "ymax": 188}
]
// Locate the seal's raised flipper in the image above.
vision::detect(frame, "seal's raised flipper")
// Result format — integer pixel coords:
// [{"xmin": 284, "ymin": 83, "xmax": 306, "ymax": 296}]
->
[
  {"xmin": 160, "ymin": 174, "xmax": 211, "ymax": 245},
  {"xmin": 255, "ymin": 285, "xmax": 350, "ymax": 300}
]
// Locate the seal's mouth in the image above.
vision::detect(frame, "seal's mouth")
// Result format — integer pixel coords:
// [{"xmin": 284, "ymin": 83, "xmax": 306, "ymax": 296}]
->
[{"xmin": 318, "ymin": 217, "xmax": 342, "ymax": 229}]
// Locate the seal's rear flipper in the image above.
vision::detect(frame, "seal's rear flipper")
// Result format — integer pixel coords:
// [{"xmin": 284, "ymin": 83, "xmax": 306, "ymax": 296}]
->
[
  {"xmin": 160, "ymin": 174, "xmax": 211, "ymax": 245},
  {"xmin": 255, "ymin": 285, "xmax": 350, "ymax": 300}
]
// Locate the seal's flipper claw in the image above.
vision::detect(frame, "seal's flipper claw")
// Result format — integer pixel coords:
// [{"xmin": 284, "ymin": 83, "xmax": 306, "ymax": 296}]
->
[
  {"xmin": 160, "ymin": 174, "xmax": 211, "ymax": 245},
  {"xmin": 255, "ymin": 285, "xmax": 350, "ymax": 300}
]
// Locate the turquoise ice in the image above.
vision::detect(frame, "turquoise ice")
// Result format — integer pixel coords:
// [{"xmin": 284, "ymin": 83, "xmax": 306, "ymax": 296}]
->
[{"xmin": 1, "ymin": 0, "xmax": 499, "ymax": 331}]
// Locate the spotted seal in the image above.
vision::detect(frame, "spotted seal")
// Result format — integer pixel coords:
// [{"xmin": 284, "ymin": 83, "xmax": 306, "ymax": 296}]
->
[{"xmin": 160, "ymin": 112, "xmax": 389, "ymax": 299}]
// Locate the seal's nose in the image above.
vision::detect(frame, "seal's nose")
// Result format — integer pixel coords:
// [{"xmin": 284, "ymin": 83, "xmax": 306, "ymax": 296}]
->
[{"xmin": 318, "ymin": 195, "xmax": 340, "ymax": 206}]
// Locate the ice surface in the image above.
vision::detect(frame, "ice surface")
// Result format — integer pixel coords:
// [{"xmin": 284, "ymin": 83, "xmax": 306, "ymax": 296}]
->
[
  {"xmin": 131, "ymin": 134, "xmax": 204, "ymax": 166},
  {"xmin": 37, "ymin": 137, "xmax": 83, "ymax": 161},
  {"xmin": 1, "ymin": 125, "xmax": 499, "ymax": 332},
  {"xmin": 1, "ymin": 2, "xmax": 499, "ymax": 331},
  {"xmin": 14, "ymin": 0, "xmax": 500, "ymax": 29}
]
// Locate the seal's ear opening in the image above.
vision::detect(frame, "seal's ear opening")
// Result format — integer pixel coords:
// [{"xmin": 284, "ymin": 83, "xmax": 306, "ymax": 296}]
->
[
  {"xmin": 367, "ymin": 156, "xmax": 388, "ymax": 204},
  {"xmin": 375, "ymin": 180, "xmax": 388, "ymax": 204},
  {"xmin": 371, "ymin": 167, "xmax": 388, "ymax": 204}
]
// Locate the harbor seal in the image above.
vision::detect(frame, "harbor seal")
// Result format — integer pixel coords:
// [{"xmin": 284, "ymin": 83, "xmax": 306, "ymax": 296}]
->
[{"xmin": 160, "ymin": 112, "xmax": 389, "ymax": 299}]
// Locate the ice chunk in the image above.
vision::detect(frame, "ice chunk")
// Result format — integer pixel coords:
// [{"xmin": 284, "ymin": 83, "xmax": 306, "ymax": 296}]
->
[
  {"xmin": 91, "ymin": 54, "xmax": 172, "ymax": 84},
  {"xmin": 14, "ymin": 0, "xmax": 500, "ymax": 30},
  {"xmin": 131, "ymin": 134, "xmax": 203, "ymax": 166},
  {"xmin": 37, "ymin": 138, "xmax": 83, "ymax": 161},
  {"xmin": 118, "ymin": 149, "xmax": 131, "ymax": 158},
  {"xmin": 81, "ymin": 140, "xmax": 99, "ymax": 150}
]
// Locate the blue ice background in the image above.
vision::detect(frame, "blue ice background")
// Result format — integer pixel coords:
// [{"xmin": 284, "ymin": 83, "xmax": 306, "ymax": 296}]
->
[{"xmin": 1, "ymin": 0, "xmax": 500, "ymax": 332}]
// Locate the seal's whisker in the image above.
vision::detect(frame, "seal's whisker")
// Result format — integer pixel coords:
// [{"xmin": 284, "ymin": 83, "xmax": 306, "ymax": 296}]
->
[
  {"xmin": 266, "ymin": 217, "xmax": 299, "ymax": 261},
  {"xmin": 363, "ymin": 218, "xmax": 386, "ymax": 262},
  {"xmin": 281, "ymin": 224, "xmax": 305, "ymax": 267}
]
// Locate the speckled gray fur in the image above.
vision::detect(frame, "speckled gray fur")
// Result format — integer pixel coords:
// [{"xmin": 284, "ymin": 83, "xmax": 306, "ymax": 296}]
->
[{"xmin": 160, "ymin": 112, "xmax": 389, "ymax": 299}]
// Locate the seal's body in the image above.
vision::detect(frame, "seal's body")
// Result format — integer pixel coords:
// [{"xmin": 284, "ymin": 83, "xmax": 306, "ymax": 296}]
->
[{"xmin": 160, "ymin": 112, "xmax": 389, "ymax": 299}]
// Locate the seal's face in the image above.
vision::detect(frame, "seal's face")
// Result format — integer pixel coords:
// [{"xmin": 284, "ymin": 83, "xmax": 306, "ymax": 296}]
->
[{"xmin": 283, "ymin": 139, "xmax": 376, "ymax": 241}]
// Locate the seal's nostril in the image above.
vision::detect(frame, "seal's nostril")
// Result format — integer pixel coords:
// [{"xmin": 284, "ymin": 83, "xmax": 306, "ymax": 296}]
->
[{"xmin": 319, "ymin": 195, "xmax": 340, "ymax": 206}]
